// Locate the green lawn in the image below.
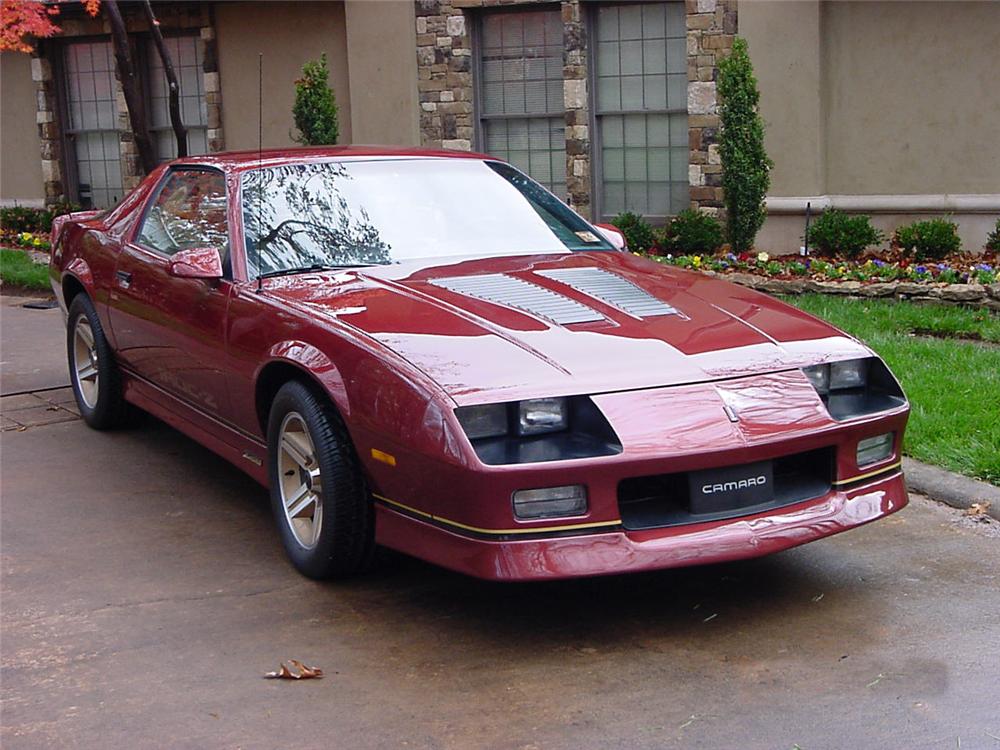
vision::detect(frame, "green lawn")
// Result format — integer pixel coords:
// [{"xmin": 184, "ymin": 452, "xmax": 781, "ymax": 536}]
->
[
  {"xmin": 0, "ymin": 248, "xmax": 50, "ymax": 291},
  {"xmin": 783, "ymin": 294, "xmax": 1000, "ymax": 484}
]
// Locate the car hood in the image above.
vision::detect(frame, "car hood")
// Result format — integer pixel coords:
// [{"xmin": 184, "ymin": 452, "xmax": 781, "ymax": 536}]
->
[{"xmin": 264, "ymin": 251, "xmax": 871, "ymax": 404}]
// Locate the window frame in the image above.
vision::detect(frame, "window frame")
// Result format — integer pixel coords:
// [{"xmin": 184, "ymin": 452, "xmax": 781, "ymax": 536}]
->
[
  {"xmin": 472, "ymin": 3, "xmax": 568, "ymax": 197},
  {"xmin": 587, "ymin": 1, "xmax": 690, "ymax": 224},
  {"xmin": 132, "ymin": 165, "xmax": 232, "ymax": 267},
  {"xmin": 53, "ymin": 35, "xmax": 126, "ymax": 209}
]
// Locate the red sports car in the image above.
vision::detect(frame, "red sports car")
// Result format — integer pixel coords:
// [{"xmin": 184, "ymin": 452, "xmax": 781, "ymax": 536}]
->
[{"xmin": 50, "ymin": 147, "xmax": 909, "ymax": 581}]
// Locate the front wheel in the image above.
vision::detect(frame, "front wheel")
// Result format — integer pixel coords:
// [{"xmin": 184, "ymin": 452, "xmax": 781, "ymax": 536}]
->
[
  {"xmin": 67, "ymin": 294, "xmax": 129, "ymax": 429},
  {"xmin": 267, "ymin": 380, "xmax": 374, "ymax": 579}
]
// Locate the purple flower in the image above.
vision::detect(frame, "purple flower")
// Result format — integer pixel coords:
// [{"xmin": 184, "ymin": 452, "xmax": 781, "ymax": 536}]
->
[
  {"xmin": 874, "ymin": 259, "xmax": 885, "ymax": 267},
  {"xmin": 915, "ymin": 265, "xmax": 927, "ymax": 274},
  {"xmin": 937, "ymin": 263, "xmax": 948, "ymax": 270},
  {"xmin": 976, "ymin": 263, "xmax": 993, "ymax": 272}
]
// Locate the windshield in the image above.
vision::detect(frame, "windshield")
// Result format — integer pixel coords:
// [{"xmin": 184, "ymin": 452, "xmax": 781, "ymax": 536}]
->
[{"xmin": 241, "ymin": 158, "xmax": 613, "ymax": 276}]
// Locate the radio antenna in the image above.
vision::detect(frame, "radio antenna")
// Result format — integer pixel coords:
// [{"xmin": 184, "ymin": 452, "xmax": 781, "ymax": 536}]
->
[{"xmin": 256, "ymin": 52, "xmax": 263, "ymax": 292}]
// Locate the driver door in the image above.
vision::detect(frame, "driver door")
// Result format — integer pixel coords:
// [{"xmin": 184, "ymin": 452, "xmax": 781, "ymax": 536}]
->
[{"xmin": 108, "ymin": 167, "xmax": 234, "ymax": 419}]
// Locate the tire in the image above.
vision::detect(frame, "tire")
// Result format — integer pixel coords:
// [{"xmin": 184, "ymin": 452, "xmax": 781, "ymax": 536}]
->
[
  {"xmin": 67, "ymin": 293, "xmax": 129, "ymax": 429},
  {"xmin": 266, "ymin": 380, "xmax": 375, "ymax": 579}
]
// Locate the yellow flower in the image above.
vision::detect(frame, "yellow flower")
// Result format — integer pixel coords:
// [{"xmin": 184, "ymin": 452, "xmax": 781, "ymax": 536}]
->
[
  {"xmin": 757, "ymin": 251, "xmax": 769, "ymax": 262},
  {"xmin": 21, "ymin": 232, "xmax": 31, "ymax": 240},
  {"xmin": 692, "ymin": 255, "xmax": 702, "ymax": 267},
  {"xmin": 33, "ymin": 237, "xmax": 43, "ymax": 246}
]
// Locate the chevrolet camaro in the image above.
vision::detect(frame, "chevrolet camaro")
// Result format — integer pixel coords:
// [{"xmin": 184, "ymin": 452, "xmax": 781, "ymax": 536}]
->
[{"xmin": 50, "ymin": 147, "xmax": 910, "ymax": 581}]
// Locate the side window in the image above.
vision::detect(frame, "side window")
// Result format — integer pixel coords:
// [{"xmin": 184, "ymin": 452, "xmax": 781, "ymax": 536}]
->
[{"xmin": 136, "ymin": 170, "xmax": 229, "ymax": 258}]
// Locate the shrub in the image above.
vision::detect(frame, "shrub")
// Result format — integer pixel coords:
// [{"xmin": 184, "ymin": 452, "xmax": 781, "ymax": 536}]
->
[
  {"xmin": 894, "ymin": 218, "xmax": 961, "ymax": 261},
  {"xmin": 660, "ymin": 209, "xmax": 724, "ymax": 254},
  {"xmin": 292, "ymin": 54, "xmax": 339, "ymax": 146},
  {"xmin": 805, "ymin": 209, "xmax": 885, "ymax": 259},
  {"xmin": 611, "ymin": 211, "xmax": 656, "ymax": 253},
  {"xmin": 986, "ymin": 218, "xmax": 1000, "ymax": 251},
  {"xmin": 0, "ymin": 202, "xmax": 80, "ymax": 235},
  {"xmin": 717, "ymin": 37, "xmax": 772, "ymax": 253}
]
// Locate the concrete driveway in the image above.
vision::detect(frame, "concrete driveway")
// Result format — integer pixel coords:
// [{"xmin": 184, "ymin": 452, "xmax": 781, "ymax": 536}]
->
[{"xmin": 2, "ymin": 295, "xmax": 999, "ymax": 749}]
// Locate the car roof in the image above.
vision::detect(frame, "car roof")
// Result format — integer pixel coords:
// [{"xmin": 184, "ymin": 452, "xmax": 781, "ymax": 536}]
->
[{"xmin": 168, "ymin": 145, "xmax": 496, "ymax": 171}]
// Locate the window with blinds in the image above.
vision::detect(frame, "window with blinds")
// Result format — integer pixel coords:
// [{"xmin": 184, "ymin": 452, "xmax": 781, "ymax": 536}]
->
[
  {"xmin": 147, "ymin": 35, "xmax": 209, "ymax": 161},
  {"xmin": 477, "ymin": 10, "xmax": 566, "ymax": 198},
  {"xmin": 593, "ymin": 2, "xmax": 689, "ymax": 221}
]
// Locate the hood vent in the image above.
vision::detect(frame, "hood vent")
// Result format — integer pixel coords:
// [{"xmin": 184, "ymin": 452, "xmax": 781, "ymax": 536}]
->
[
  {"xmin": 430, "ymin": 274, "xmax": 603, "ymax": 325},
  {"xmin": 536, "ymin": 267, "xmax": 680, "ymax": 319}
]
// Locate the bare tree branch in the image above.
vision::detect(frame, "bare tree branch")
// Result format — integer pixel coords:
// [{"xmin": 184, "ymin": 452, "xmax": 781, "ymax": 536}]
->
[
  {"xmin": 104, "ymin": 0, "xmax": 156, "ymax": 174},
  {"xmin": 143, "ymin": 0, "xmax": 187, "ymax": 158}
]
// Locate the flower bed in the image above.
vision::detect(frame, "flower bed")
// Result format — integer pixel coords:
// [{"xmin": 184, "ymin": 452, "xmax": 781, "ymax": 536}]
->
[
  {"xmin": 642, "ymin": 250, "xmax": 1000, "ymax": 311},
  {"xmin": 5, "ymin": 231, "xmax": 52, "ymax": 252}
]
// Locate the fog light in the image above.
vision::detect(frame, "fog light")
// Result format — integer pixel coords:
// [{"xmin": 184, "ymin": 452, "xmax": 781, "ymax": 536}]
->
[
  {"xmin": 857, "ymin": 432, "xmax": 894, "ymax": 467},
  {"xmin": 512, "ymin": 485, "xmax": 587, "ymax": 520}
]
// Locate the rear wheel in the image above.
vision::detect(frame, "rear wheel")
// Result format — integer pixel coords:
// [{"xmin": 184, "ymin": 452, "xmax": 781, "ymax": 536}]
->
[
  {"xmin": 67, "ymin": 294, "xmax": 129, "ymax": 429},
  {"xmin": 267, "ymin": 380, "xmax": 374, "ymax": 579}
]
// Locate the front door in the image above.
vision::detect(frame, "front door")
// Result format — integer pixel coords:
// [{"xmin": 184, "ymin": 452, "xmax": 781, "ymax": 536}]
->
[{"xmin": 109, "ymin": 167, "xmax": 233, "ymax": 419}]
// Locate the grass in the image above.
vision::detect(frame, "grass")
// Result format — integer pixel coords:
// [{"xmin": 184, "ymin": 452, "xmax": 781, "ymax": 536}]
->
[
  {"xmin": 0, "ymin": 247, "xmax": 50, "ymax": 291},
  {"xmin": 783, "ymin": 294, "xmax": 1000, "ymax": 484}
]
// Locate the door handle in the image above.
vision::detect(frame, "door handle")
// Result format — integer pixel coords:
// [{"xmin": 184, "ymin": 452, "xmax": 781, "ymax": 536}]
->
[{"xmin": 116, "ymin": 270, "xmax": 132, "ymax": 288}]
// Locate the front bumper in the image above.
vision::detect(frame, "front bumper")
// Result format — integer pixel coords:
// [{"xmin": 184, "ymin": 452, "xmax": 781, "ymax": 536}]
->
[
  {"xmin": 375, "ymin": 468, "xmax": 908, "ymax": 581},
  {"xmin": 364, "ymin": 369, "xmax": 909, "ymax": 580}
]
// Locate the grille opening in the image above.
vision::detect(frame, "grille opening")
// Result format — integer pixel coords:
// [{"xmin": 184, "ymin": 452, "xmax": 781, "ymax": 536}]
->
[{"xmin": 618, "ymin": 447, "xmax": 835, "ymax": 530}]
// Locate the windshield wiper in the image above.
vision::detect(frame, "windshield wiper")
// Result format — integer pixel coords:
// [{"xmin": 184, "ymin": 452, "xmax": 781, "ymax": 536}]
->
[{"xmin": 258, "ymin": 262, "xmax": 374, "ymax": 279}]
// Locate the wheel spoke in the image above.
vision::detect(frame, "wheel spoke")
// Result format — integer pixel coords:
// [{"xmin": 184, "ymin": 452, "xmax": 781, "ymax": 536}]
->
[
  {"xmin": 287, "ymin": 490, "xmax": 317, "ymax": 520},
  {"xmin": 77, "ymin": 363, "xmax": 98, "ymax": 381},
  {"xmin": 281, "ymin": 431, "xmax": 313, "ymax": 469},
  {"xmin": 307, "ymin": 467, "xmax": 322, "ymax": 495},
  {"xmin": 77, "ymin": 325, "xmax": 94, "ymax": 348}
]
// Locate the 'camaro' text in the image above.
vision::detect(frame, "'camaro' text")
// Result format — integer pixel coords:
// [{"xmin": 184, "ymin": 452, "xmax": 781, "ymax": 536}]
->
[{"xmin": 701, "ymin": 476, "xmax": 767, "ymax": 494}]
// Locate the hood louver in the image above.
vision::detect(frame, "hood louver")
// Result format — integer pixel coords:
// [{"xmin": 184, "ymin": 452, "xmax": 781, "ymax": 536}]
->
[
  {"xmin": 430, "ymin": 273, "xmax": 604, "ymax": 325},
  {"xmin": 536, "ymin": 267, "xmax": 680, "ymax": 319}
]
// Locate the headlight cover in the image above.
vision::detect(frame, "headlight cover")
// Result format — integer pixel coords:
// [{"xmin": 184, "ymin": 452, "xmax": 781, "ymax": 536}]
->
[
  {"xmin": 802, "ymin": 357, "xmax": 906, "ymax": 420},
  {"xmin": 454, "ymin": 396, "xmax": 622, "ymax": 465}
]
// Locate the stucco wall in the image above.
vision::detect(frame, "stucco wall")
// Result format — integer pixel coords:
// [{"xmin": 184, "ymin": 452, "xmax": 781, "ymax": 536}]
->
[
  {"xmin": 741, "ymin": 0, "xmax": 1000, "ymax": 252},
  {"xmin": 1, "ymin": 52, "xmax": 45, "ymax": 205},
  {"xmin": 742, "ymin": 0, "xmax": 1000, "ymax": 198},
  {"xmin": 215, "ymin": 1, "xmax": 352, "ymax": 149},
  {"xmin": 344, "ymin": 1, "xmax": 419, "ymax": 145},
  {"xmin": 738, "ymin": 1, "xmax": 823, "ymax": 197},
  {"xmin": 822, "ymin": 1, "xmax": 1000, "ymax": 196}
]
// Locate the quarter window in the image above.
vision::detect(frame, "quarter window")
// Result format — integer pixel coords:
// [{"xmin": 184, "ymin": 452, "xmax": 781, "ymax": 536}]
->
[
  {"xmin": 593, "ymin": 2, "xmax": 689, "ymax": 221},
  {"xmin": 477, "ymin": 10, "xmax": 566, "ymax": 197},
  {"xmin": 137, "ymin": 170, "xmax": 229, "ymax": 258}
]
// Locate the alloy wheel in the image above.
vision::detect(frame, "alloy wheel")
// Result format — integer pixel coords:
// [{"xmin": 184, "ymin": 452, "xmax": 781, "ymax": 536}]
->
[
  {"xmin": 72, "ymin": 316, "xmax": 100, "ymax": 409},
  {"xmin": 277, "ymin": 411, "xmax": 323, "ymax": 548}
]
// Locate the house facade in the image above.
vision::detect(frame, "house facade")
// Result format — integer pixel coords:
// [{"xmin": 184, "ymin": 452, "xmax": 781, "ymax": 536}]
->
[{"xmin": 2, "ymin": 0, "xmax": 998, "ymax": 252}]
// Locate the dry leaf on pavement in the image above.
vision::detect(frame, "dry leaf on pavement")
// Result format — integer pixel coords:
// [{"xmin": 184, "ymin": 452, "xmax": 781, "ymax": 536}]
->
[{"xmin": 264, "ymin": 660, "xmax": 324, "ymax": 680}]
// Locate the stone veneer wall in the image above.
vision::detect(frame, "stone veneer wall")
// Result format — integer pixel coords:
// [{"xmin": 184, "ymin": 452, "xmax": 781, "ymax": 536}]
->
[
  {"xmin": 414, "ymin": 0, "xmax": 736, "ymax": 221},
  {"xmin": 685, "ymin": 0, "xmax": 736, "ymax": 217},
  {"xmin": 31, "ymin": 4, "xmax": 223, "ymax": 205}
]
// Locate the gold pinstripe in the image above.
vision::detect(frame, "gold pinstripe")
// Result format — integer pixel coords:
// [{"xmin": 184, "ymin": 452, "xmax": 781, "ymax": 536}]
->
[
  {"xmin": 372, "ymin": 493, "xmax": 621, "ymax": 536},
  {"xmin": 833, "ymin": 460, "xmax": 903, "ymax": 487}
]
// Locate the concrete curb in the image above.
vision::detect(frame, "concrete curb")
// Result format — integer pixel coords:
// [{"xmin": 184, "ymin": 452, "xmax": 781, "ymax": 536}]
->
[{"xmin": 903, "ymin": 457, "xmax": 1000, "ymax": 521}]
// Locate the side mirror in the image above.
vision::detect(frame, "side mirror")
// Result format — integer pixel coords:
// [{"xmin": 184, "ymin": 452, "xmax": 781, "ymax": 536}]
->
[
  {"xmin": 594, "ymin": 223, "xmax": 627, "ymax": 251},
  {"xmin": 168, "ymin": 246, "xmax": 224, "ymax": 279}
]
